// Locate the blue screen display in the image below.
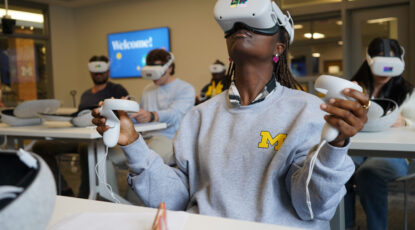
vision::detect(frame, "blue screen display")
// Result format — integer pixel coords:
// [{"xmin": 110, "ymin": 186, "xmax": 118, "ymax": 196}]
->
[
  {"xmin": 107, "ymin": 27, "xmax": 170, "ymax": 78},
  {"xmin": 383, "ymin": 66, "xmax": 393, "ymax": 72}
]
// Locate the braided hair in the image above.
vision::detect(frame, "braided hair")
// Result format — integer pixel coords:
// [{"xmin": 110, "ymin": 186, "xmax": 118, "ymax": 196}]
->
[{"xmin": 223, "ymin": 28, "xmax": 303, "ymax": 91}]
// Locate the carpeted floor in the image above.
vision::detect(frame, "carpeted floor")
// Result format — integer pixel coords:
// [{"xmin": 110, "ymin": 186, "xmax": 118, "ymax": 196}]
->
[{"xmin": 59, "ymin": 154, "xmax": 415, "ymax": 230}]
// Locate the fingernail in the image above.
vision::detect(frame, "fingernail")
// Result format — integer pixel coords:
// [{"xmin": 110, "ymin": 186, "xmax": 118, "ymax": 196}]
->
[
  {"xmin": 329, "ymin": 98, "xmax": 335, "ymax": 104},
  {"xmin": 321, "ymin": 104, "xmax": 327, "ymax": 109},
  {"xmin": 344, "ymin": 88, "xmax": 350, "ymax": 93}
]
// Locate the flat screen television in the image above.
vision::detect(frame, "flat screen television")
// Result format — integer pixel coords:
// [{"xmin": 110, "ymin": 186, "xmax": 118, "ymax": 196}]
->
[{"xmin": 107, "ymin": 27, "xmax": 170, "ymax": 78}]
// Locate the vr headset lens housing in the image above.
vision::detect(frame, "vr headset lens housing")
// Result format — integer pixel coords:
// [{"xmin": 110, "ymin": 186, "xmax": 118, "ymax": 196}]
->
[
  {"xmin": 88, "ymin": 61, "xmax": 109, "ymax": 73},
  {"xmin": 141, "ymin": 53, "xmax": 175, "ymax": 80},
  {"xmin": 214, "ymin": 0, "xmax": 294, "ymax": 43},
  {"xmin": 210, "ymin": 64, "xmax": 226, "ymax": 74},
  {"xmin": 366, "ymin": 39, "xmax": 405, "ymax": 77}
]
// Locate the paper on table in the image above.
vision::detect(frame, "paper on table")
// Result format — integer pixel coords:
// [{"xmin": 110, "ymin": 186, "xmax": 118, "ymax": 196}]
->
[{"xmin": 48, "ymin": 211, "xmax": 189, "ymax": 230}]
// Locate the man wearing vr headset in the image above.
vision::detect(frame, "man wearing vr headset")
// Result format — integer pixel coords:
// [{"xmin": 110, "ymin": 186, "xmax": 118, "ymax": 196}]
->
[
  {"xmin": 129, "ymin": 49, "xmax": 195, "ymax": 163},
  {"xmin": 345, "ymin": 38, "xmax": 415, "ymax": 230},
  {"xmin": 197, "ymin": 60, "xmax": 229, "ymax": 104},
  {"xmin": 93, "ymin": 1, "xmax": 368, "ymax": 229},
  {"xmin": 33, "ymin": 55, "xmax": 128, "ymax": 198}
]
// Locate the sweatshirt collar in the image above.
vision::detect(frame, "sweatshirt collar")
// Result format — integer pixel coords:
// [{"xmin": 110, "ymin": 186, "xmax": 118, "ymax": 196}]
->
[{"xmin": 228, "ymin": 74, "xmax": 277, "ymax": 107}]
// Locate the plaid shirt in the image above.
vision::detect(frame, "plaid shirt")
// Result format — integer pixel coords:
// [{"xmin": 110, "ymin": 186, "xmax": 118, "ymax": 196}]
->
[{"xmin": 228, "ymin": 75, "xmax": 277, "ymax": 107}]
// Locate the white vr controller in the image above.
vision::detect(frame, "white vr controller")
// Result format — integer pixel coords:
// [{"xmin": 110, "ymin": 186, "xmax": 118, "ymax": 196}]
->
[
  {"xmin": 99, "ymin": 99, "xmax": 140, "ymax": 147},
  {"xmin": 314, "ymin": 75, "xmax": 363, "ymax": 142}
]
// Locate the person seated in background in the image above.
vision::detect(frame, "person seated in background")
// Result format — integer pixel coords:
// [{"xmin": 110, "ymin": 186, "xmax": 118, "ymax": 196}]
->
[
  {"xmin": 129, "ymin": 49, "xmax": 195, "ymax": 163},
  {"xmin": 345, "ymin": 38, "xmax": 415, "ymax": 230},
  {"xmin": 92, "ymin": 1, "xmax": 369, "ymax": 228},
  {"xmin": 32, "ymin": 55, "xmax": 128, "ymax": 197},
  {"xmin": 196, "ymin": 60, "xmax": 229, "ymax": 104}
]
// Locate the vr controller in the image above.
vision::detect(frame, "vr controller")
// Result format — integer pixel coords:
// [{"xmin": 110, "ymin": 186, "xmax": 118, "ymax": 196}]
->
[
  {"xmin": 141, "ymin": 53, "xmax": 174, "ymax": 80},
  {"xmin": 99, "ymin": 99, "xmax": 140, "ymax": 147},
  {"xmin": 314, "ymin": 75, "xmax": 363, "ymax": 142}
]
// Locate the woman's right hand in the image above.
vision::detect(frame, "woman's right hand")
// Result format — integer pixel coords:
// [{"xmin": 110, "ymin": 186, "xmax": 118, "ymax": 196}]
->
[{"xmin": 92, "ymin": 102, "xmax": 139, "ymax": 146}]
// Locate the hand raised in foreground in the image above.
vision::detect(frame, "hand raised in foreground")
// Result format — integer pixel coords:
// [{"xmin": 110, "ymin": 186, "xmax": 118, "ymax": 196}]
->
[
  {"xmin": 92, "ymin": 101, "xmax": 139, "ymax": 146},
  {"xmin": 320, "ymin": 88, "xmax": 369, "ymax": 147}
]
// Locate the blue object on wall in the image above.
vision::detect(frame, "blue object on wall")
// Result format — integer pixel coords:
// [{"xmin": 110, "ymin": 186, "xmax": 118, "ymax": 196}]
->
[{"xmin": 107, "ymin": 27, "xmax": 170, "ymax": 78}]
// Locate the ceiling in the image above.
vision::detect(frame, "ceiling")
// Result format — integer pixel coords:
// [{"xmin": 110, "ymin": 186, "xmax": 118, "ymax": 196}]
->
[{"xmin": 22, "ymin": 0, "xmax": 121, "ymax": 8}]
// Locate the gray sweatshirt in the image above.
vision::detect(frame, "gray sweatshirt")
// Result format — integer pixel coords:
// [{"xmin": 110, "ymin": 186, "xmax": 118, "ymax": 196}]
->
[{"xmin": 122, "ymin": 82, "xmax": 355, "ymax": 229}]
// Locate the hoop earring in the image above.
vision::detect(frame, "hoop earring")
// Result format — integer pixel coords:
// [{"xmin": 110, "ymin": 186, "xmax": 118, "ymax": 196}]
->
[{"xmin": 273, "ymin": 54, "xmax": 280, "ymax": 63}]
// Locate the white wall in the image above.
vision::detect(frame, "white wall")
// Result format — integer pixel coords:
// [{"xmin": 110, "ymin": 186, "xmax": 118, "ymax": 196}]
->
[
  {"xmin": 50, "ymin": 0, "xmax": 229, "ymax": 107},
  {"xmin": 49, "ymin": 5, "xmax": 81, "ymax": 107}
]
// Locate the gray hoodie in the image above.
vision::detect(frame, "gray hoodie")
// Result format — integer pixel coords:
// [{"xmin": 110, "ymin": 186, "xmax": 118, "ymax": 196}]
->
[{"xmin": 122, "ymin": 82, "xmax": 354, "ymax": 230}]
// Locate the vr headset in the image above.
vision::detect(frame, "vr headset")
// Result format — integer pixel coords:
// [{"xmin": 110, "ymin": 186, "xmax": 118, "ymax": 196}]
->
[
  {"xmin": 88, "ymin": 61, "xmax": 109, "ymax": 73},
  {"xmin": 366, "ymin": 39, "xmax": 405, "ymax": 77},
  {"xmin": 214, "ymin": 0, "xmax": 294, "ymax": 44},
  {"xmin": 0, "ymin": 150, "xmax": 56, "ymax": 230},
  {"xmin": 362, "ymin": 98, "xmax": 399, "ymax": 132},
  {"xmin": 1, "ymin": 99, "xmax": 60, "ymax": 127},
  {"xmin": 141, "ymin": 53, "xmax": 175, "ymax": 80},
  {"xmin": 210, "ymin": 64, "xmax": 226, "ymax": 74}
]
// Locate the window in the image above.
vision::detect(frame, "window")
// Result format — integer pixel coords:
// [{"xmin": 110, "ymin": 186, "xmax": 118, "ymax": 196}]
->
[
  {"xmin": 280, "ymin": 0, "xmax": 341, "ymax": 8},
  {"xmin": 290, "ymin": 17, "xmax": 343, "ymax": 77},
  {"xmin": 0, "ymin": 4, "xmax": 50, "ymax": 107}
]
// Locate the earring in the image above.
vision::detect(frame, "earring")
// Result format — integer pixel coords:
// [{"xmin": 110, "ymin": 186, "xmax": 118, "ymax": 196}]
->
[
  {"xmin": 229, "ymin": 58, "xmax": 233, "ymax": 63},
  {"xmin": 273, "ymin": 54, "xmax": 280, "ymax": 63}
]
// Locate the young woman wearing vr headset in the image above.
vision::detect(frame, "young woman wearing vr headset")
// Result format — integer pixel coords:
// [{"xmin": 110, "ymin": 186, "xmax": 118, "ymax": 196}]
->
[
  {"xmin": 92, "ymin": 0, "xmax": 368, "ymax": 229},
  {"xmin": 345, "ymin": 38, "xmax": 415, "ymax": 230}
]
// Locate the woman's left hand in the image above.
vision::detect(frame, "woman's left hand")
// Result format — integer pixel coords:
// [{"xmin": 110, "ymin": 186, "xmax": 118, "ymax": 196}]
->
[
  {"xmin": 320, "ymin": 88, "xmax": 369, "ymax": 147},
  {"xmin": 392, "ymin": 113, "xmax": 406, "ymax": 127}
]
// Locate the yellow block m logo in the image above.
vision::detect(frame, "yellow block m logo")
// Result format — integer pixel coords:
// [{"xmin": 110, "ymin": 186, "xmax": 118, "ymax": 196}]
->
[{"xmin": 258, "ymin": 132, "xmax": 287, "ymax": 151}]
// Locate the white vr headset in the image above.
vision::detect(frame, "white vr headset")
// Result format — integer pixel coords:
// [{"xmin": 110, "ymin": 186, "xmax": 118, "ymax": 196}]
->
[
  {"xmin": 210, "ymin": 64, "xmax": 226, "ymax": 74},
  {"xmin": 362, "ymin": 98, "xmax": 399, "ymax": 132},
  {"xmin": 214, "ymin": 0, "xmax": 294, "ymax": 44},
  {"xmin": 366, "ymin": 39, "xmax": 405, "ymax": 77},
  {"xmin": 88, "ymin": 61, "xmax": 109, "ymax": 73},
  {"xmin": 141, "ymin": 53, "xmax": 175, "ymax": 80}
]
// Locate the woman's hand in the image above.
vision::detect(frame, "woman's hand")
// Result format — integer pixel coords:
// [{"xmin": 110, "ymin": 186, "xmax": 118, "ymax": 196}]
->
[
  {"xmin": 92, "ymin": 101, "xmax": 139, "ymax": 146},
  {"xmin": 392, "ymin": 113, "xmax": 406, "ymax": 127},
  {"xmin": 320, "ymin": 88, "xmax": 369, "ymax": 147}
]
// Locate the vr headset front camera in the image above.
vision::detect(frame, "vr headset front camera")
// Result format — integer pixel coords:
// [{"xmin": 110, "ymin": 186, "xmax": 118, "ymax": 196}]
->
[
  {"xmin": 141, "ymin": 53, "xmax": 175, "ymax": 80},
  {"xmin": 214, "ymin": 0, "xmax": 294, "ymax": 44}
]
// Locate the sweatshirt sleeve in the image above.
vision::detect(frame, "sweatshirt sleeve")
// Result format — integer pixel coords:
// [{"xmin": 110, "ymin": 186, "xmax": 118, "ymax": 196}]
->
[
  {"xmin": 157, "ymin": 83, "xmax": 195, "ymax": 127},
  {"xmin": 285, "ymin": 129, "xmax": 355, "ymax": 221},
  {"xmin": 121, "ymin": 135, "xmax": 190, "ymax": 210},
  {"xmin": 400, "ymin": 91, "xmax": 415, "ymax": 127}
]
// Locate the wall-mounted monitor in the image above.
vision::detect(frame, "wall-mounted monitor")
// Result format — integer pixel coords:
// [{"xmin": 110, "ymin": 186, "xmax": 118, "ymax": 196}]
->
[{"xmin": 107, "ymin": 27, "xmax": 170, "ymax": 78}]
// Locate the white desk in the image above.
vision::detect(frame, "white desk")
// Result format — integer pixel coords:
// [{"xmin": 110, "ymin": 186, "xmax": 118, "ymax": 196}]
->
[
  {"xmin": 0, "ymin": 121, "xmax": 167, "ymax": 203},
  {"xmin": 350, "ymin": 126, "xmax": 415, "ymax": 158},
  {"xmin": 331, "ymin": 127, "xmax": 415, "ymax": 230},
  {"xmin": 48, "ymin": 196, "xmax": 304, "ymax": 230}
]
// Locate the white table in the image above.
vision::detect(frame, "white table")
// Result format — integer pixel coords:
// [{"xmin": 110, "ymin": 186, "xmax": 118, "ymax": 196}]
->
[
  {"xmin": 350, "ymin": 126, "xmax": 415, "ymax": 158},
  {"xmin": 330, "ymin": 126, "xmax": 415, "ymax": 230},
  {"xmin": 48, "ymin": 196, "xmax": 304, "ymax": 230},
  {"xmin": 0, "ymin": 121, "xmax": 167, "ymax": 203}
]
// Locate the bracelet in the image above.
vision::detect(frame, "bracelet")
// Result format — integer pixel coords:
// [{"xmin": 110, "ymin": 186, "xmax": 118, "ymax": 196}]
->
[{"xmin": 149, "ymin": 112, "xmax": 155, "ymax": 122}]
